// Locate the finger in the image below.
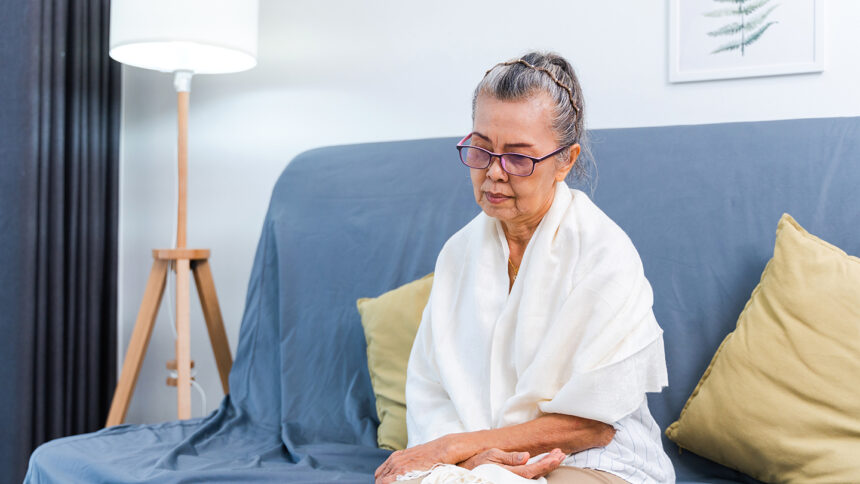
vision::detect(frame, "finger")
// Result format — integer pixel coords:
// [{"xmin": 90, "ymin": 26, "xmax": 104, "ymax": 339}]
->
[
  {"xmin": 375, "ymin": 458, "xmax": 391, "ymax": 478},
  {"xmin": 458, "ymin": 455, "xmax": 476, "ymax": 470},
  {"xmin": 503, "ymin": 450, "xmax": 564, "ymax": 479},
  {"xmin": 525, "ymin": 450, "xmax": 566, "ymax": 478},
  {"xmin": 377, "ymin": 457, "xmax": 394, "ymax": 479},
  {"xmin": 383, "ymin": 451, "xmax": 405, "ymax": 476},
  {"xmin": 376, "ymin": 452, "xmax": 397, "ymax": 478},
  {"xmin": 485, "ymin": 448, "xmax": 503, "ymax": 460},
  {"xmin": 494, "ymin": 450, "xmax": 530, "ymax": 466}
]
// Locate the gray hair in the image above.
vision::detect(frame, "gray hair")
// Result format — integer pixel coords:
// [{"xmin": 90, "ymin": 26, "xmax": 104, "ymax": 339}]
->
[{"xmin": 471, "ymin": 51, "xmax": 597, "ymax": 194}]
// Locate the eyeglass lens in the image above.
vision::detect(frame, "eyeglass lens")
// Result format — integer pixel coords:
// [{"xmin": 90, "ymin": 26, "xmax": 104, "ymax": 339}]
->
[{"xmin": 460, "ymin": 147, "xmax": 533, "ymax": 176}]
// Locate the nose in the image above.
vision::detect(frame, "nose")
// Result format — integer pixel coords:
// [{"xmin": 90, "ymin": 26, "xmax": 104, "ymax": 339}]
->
[{"xmin": 486, "ymin": 155, "xmax": 508, "ymax": 181}]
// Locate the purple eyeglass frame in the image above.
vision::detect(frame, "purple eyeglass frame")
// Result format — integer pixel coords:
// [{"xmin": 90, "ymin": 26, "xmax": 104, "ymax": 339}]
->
[{"xmin": 456, "ymin": 133, "xmax": 570, "ymax": 177}]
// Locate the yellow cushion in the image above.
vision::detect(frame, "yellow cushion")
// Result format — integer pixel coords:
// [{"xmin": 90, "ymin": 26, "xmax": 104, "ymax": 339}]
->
[
  {"xmin": 665, "ymin": 213, "xmax": 860, "ymax": 483},
  {"xmin": 357, "ymin": 273, "xmax": 433, "ymax": 450}
]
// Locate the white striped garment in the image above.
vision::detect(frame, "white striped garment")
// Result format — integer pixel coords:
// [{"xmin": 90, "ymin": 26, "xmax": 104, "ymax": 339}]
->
[{"xmin": 555, "ymin": 398, "xmax": 675, "ymax": 484}]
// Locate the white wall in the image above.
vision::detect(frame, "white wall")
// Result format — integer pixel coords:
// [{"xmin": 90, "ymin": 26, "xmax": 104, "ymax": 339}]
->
[{"xmin": 118, "ymin": 0, "xmax": 860, "ymax": 424}]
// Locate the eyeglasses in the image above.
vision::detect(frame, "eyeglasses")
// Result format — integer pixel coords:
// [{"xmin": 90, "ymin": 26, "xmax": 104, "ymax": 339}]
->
[{"xmin": 456, "ymin": 133, "xmax": 569, "ymax": 177}]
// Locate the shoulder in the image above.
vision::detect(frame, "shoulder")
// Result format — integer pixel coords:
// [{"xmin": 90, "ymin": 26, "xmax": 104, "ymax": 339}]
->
[
  {"xmin": 568, "ymin": 189, "xmax": 634, "ymax": 243},
  {"xmin": 435, "ymin": 210, "xmax": 489, "ymax": 267},
  {"xmin": 569, "ymin": 188, "xmax": 639, "ymax": 254},
  {"xmin": 564, "ymin": 189, "xmax": 644, "ymax": 284}
]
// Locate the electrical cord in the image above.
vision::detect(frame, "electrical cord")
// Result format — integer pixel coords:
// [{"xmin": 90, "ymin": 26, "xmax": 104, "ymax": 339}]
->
[{"xmin": 166, "ymin": 365, "xmax": 207, "ymax": 417}]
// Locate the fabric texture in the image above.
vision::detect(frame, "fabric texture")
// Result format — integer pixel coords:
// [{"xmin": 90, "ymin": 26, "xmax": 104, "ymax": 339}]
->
[
  {"xmin": 357, "ymin": 272, "xmax": 434, "ymax": 450},
  {"xmin": 665, "ymin": 213, "xmax": 860, "ymax": 483},
  {"xmin": 564, "ymin": 399, "xmax": 673, "ymax": 484},
  {"xmin": 398, "ymin": 462, "xmax": 547, "ymax": 484},
  {"xmin": 405, "ymin": 180, "xmax": 673, "ymax": 483},
  {"xmin": 1, "ymin": 0, "xmax": 120, "ymax": 481}
]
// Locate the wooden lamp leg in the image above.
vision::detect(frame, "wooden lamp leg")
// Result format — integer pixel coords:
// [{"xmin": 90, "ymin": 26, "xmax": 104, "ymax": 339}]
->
[
  {"xmin": 175, "ymin": 258, "xmax": 192, "ymax": 420},
  {"xmin": 106, "ymin": 259, "xmax": 169, "ymax": 427},
  {"xmin": 192, "ymin": 259, "xmax": 233, "ymax": 393},
  {"xmin": 106, "ymin": 251, "xmax": 232, "ymax": 426}
]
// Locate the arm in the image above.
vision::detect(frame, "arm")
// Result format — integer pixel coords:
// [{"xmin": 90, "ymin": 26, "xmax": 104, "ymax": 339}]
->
[
  {"xmin": 375, "ymin": 412, "xmax": 615, "ymax": 483},
  {"xmin": 446, "ymin": 412, "xmax": 615, "ymax": 464}
]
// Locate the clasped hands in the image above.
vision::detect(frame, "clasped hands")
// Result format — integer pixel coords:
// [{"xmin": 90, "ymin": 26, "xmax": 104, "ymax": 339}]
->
[{"xmin": 374, "ymin": 436, "xmax": 567, "ymax": 484}]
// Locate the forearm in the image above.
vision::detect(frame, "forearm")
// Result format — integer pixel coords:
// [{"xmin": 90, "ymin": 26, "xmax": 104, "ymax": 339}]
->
[{"xmin": 442, "ymin": 413, "xmax": 615, "ymax": 463}]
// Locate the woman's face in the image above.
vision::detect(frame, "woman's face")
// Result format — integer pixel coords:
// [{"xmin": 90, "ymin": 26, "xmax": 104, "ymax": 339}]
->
[{"xmin": 470, "ymin": 91, "xmax": 579, "ymax": 229}]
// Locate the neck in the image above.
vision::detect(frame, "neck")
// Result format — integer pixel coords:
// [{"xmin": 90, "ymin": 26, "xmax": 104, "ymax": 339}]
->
[{"xmin": 502, "ymin": 220, "xmax": 539, "ymax": 249}]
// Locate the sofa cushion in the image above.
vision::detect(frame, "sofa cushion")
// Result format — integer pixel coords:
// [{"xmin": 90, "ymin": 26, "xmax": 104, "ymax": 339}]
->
[
  {"xmin": 665, "ymin": 213, "xmax": 860, "ymax": 483},
  {"xmin": 357, "ymin": 273, "xmax": 433, "ymax": 450}
]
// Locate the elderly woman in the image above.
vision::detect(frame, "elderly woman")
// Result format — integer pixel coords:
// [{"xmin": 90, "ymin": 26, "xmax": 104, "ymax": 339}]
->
[{"xmin": 374, "ymin": 52, "xmax": 675, "ymax": 484}]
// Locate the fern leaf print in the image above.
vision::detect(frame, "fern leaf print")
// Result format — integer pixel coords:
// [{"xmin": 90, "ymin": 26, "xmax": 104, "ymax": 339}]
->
[{"xmin": 705, "ymin": 0, "xmax": 780, "ymax": 55}]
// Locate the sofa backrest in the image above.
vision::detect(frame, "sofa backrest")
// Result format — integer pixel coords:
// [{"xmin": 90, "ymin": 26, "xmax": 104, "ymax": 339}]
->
[
  {"xmin": 587, "ymin": 116, "xmax": 860, "ymax": 481},
  {"xmin": 228, "ymin": 117, "xmax": 860, "ymax": 481}
]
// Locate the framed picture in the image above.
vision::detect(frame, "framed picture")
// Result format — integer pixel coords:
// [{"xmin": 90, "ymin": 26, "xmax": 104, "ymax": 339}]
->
[{"xmin": 669, "ymin": 0, "xmax": 824, "ymax": 83}]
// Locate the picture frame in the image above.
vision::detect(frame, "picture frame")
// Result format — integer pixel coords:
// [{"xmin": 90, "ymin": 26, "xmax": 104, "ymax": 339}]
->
[{"xmin": 668, "ymin": 0, "xmax": 824, "ymax": 83}]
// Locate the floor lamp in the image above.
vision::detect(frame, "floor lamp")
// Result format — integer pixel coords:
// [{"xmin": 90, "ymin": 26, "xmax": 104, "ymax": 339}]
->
[{"xmin": 105, "ymin": 0, "xmax": 259, "ymax": 425}]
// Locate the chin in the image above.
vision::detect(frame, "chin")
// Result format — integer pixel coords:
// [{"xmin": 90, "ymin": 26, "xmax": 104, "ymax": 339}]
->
[{"xmin": 479, "ymin": 201, "xmax": 508, "ymax": 219}]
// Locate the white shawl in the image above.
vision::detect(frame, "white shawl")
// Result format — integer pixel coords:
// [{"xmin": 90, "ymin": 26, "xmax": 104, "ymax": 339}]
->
[{"xmin": 405, "ymin": 180, "xmax": 668, "ymax": 448}]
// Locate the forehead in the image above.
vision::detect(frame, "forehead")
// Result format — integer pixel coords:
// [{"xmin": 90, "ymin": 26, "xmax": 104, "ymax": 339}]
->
[{"xmin": 473, "ymin": 91, "xmax": 556, "ymax": 144}]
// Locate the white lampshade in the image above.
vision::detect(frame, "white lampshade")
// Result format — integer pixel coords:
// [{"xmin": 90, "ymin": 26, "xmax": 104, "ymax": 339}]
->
[{"xmin": 109, "ymin": 0, "xmax": 259, "ymax": 74}]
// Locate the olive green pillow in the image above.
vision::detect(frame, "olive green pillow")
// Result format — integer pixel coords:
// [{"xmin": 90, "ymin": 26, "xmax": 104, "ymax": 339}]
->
[
  {"xmin": 666, "ymin": 213, "xmax": 860, "ymax": 483},
  {"xmin": 357, "ymin": 273, "xmax": 433, "ymax": 450}
]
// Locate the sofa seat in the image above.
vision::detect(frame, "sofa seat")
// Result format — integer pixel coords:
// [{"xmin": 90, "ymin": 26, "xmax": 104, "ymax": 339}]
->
[{"xmin": 26, "ymin": 398, "xmax": 388, "ymax": 483}]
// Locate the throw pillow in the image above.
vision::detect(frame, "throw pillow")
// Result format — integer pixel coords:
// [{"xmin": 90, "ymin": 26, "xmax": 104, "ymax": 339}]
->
[
  {"xmin": 665, "ymin": 213, "xmax": 860, "ymax": 483},
  {"xmin": 357, "ymin": 272, "xmax": 433, "ymax": 450}
]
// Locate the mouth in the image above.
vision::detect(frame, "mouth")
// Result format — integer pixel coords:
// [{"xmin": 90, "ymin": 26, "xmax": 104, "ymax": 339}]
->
[{"xmin": 484, "ymin": 191, "xmax": 512, "ymax": 204}]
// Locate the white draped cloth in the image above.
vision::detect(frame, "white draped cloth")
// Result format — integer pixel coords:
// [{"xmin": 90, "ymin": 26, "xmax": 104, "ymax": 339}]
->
[{"xmin": 404, "ymin": 180, "xmax": 673, "ymax": 483}]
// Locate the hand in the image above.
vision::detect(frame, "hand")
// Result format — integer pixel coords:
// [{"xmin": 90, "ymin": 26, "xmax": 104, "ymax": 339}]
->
[
  {"xmin": 458, "ymin": 447, "xmax": 567, "ymax": 480},
  {"xmin": 374, "ymin": 438, "xmax": 456, "ymax": 484}
]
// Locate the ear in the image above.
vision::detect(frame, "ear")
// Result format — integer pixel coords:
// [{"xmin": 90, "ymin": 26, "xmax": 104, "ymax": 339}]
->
[{"xmin": 555, "ymin": 143, "xmax": 581, "ymax": 182}]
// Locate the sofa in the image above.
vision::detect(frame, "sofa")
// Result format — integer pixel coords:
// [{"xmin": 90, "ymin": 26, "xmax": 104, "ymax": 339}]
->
[{"xmin": 24, "ymin": 116, "xmax": 860, "ymax": 483}]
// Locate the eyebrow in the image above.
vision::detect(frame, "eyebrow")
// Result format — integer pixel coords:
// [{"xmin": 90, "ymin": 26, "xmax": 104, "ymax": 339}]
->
[{"xmin": 472, "ymin": 131, "xmax": 534, "ymax": 150}]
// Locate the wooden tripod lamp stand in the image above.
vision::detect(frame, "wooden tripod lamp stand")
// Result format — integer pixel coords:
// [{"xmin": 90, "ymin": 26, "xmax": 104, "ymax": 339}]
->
[{"xmin": 106, "ymin": 0, "xmax": 259, "ymax": 426}]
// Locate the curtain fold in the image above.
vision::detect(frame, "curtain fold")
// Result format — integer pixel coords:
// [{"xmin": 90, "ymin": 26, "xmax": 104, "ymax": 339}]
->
[{"xmin": 0, "ymin": 0, "xmax": 120, "ymax": 481}]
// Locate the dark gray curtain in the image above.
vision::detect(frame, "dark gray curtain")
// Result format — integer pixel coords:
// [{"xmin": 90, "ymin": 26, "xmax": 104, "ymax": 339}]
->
[{"xmin": 0, "ymin": 0, "xmax": 120, "ymax": 481}]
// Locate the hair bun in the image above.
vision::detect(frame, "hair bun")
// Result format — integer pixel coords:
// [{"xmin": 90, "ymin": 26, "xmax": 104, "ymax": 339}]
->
[{"xmin": 546, "ymin": 55, "xmax": 573, "ymax": 79}]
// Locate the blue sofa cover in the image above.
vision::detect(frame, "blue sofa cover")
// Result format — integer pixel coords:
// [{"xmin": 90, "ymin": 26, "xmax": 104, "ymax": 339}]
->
[{"xmin": 25, "ymin": 116, "xmax": 860, "ymax": 483}]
